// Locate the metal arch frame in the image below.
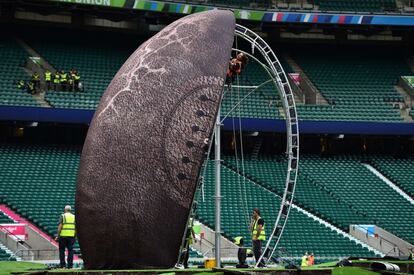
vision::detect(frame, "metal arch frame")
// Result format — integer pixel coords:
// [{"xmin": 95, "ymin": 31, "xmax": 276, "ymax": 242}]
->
[{"xmin": 233, "ymin": 24, "xmax": 300, "ymax": 267}]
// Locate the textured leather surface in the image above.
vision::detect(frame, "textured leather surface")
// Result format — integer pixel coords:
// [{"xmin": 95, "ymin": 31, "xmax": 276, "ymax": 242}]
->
[{"xmin": 75, "ymin": 10, "xmax": 235, "ymax": 269}]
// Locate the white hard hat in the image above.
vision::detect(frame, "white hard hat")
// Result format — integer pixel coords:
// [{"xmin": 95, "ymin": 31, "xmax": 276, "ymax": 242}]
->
[{"xmin": 64, "ymin": 205, "xmax": 72, "ymax": 211}]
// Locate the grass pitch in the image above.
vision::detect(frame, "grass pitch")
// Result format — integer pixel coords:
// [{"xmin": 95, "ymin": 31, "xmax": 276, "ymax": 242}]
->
[
  {"xmin": 0, "ymin": 261, "xmax": 46, "ymax": 275},
  {"xmin": 1, "ymin": 260, "xmax": 412, "ymax": 275}
]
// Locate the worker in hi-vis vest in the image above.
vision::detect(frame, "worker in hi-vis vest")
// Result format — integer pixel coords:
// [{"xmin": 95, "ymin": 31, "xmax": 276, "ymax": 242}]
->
[
  {"xmin": 53, "ymin": 71, "xmax": 60, "ymax": 91},
  {"xmin": 249, "ymin": 208, "xmax": 266, "ymax": 267},
  {"xmin": 301, "ymin": 252, "xmax": 309, "ymax": 267},
  {"xmin": 44, "ymin": 70, "xmax": 52, "ymax": 91},
  {"xmin": 55, "ymin": 205, "xmax": 76, "ymax": 269},
  {"xmin": 60, "ymin": 70, "xmax": 68, "ymax": 91}
]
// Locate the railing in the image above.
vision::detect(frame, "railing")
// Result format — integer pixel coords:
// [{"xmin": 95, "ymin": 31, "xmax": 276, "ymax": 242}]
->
[
  {"xmin": 0, "ymin": 226, "xmax": 31, "ymax": 249},
  {"xmin": 190, "ymin": 227, "xmax": 238, "ymax": 259},
  {"xmin": 399, "ymin": 77, "xmax": 414, "ymax": 108},
  {"xmin": 0, "ymin": 228, "xmax": 31, "ymax": 260},
  {"xmin": 351, "ymin": 225, "xmax": 403, "ymax": 257},
  {"xmin": 13, "ymin": 249, "xmax": 59, "ymax": 261}
]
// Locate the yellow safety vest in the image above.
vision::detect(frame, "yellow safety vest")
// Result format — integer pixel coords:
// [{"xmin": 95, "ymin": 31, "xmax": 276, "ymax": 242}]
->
[
  {"xmin": 186, "ymin": 226, "xmax": 194, "ymax": 245},
  {"xmin": 45, "ymin": 72, "xmax": 51, "ymax": 81},
  {"xmin": 252, "ymin": 217, "xmax": 266, "ymax": 241},
  {"xmin": 73, "ymin": 74, "xmax": 80, "ymax": 81},
  {"xmin": 301, "ymin": 255, "xmax": 308, "ymax": 267},
  {"xmin": 60, "ymin": 213, "xmax": 76, "ymax": 237},
  {"xmin": 60, "ymin": 73, "xmax": 68, "ymax": 83},
  {"xmin": 17, "ymin": 81, "xmax": 25, "ymax": 89},
  {"xmin": 53, "ymin": 74, "xmax": 60, "ymax": 84}
]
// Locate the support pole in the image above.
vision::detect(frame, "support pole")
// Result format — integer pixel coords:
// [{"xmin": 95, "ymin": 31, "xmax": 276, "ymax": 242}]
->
[{"xmin": 214, "ymin": 105, "xmax": 221, "ymax": 268}]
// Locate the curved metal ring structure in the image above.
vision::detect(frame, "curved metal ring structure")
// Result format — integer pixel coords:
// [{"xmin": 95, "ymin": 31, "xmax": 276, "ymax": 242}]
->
[{"xmin": 233, "ymin": 24, "xmax": 300, "ymax": 266}]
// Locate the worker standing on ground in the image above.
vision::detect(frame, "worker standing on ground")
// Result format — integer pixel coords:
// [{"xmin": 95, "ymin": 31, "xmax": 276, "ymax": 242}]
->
[
  {"xmin": 182, "ymin": 219, "xmax": 196, "ymax": 268},
  {"xmin": 249, "ymin": 208, "xmax": 265, "ymax": 267},
  {"xmin": 301, "ymin": 252, "xmax": 309, "ymax": 267},
  {"xmin": 55, "ymin": 205, "xmax": 76, "ymax": 269},
  {"xmin": 308, "ymin": 252, "xmax": 314, "ymax": 266},
  {"xmin": 234, "ymin": 236, "xmax": 251, "ymax": 268}
]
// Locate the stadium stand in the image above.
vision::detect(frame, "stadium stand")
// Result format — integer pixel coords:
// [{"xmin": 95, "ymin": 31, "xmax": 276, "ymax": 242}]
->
[
  {"xmin": 0, "ymin": 143, "xmax": 380, "ymax": 259},
  {"xmin": 0, "ymin": 212, "xmax": 15, "ymax": 224},
  {"xmin": 315, "ymin": 0, "xmax": 397, "ymax": 12},
  {"xmin": 24, "ymin": 31, "xmax": 137, "ymax": 109},
  {"xmin": 221, "ymin": 86, "xmax": 281, "ymax": 119},
  {"xmin": 224, "ymin": 156, "xmax": 374, "ymax": 231},
  {"xmin": 197, "ymin": 161, "xmax": 377, "ymax": 258},
  {"xmin": 300, "ymin": 154, "xmax": 414, "ymax": 244},
  {"xmin": 0, "ymin": 144, "xmax": 81, "ymax": 252},
  {"xmin": 0, "ymin": 246, "xmax": 16, "ymax": 261},
  {"xmin": 22, "ymin": 31, "xmax": 278, "ymax": 117},
  {"xmin": 222, "ymin": 154, "xmax": 414, "ymax": 245},
  {"xmin": 221, "ymin": 57, "xmax": 295, "ymax": 119},
  {"xmin": 369, "ymin": 155, "xmax": 414, "ymax": 198},
  {"xmin": 0, "ymin": 38, "xmax": 40, "ymax": 107},
  {"xmin": 0, "ymin": 212, "xmax": 18, "ymax": 261},
  {"xmin": 21, "ymin": 29, "xmax": 291, "ymax": 120},
  {"xmin": 291, "ymin": 45, "xmax": 412, "ymax": 122},
  {"xmin": 18, "ymin": 30, "xmax": 412, "ymax": 123}
]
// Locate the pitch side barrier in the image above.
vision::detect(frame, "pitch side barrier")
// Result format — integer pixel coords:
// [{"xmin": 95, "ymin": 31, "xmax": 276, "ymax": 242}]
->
[{"xmin": 1, "ymin": 106, "xmax": 414, "ymax": 135}]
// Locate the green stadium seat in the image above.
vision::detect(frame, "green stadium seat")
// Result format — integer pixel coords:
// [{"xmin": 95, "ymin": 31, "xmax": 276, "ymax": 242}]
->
[
  {"xmin": 293, "ymin": 46, "xmax": 411, "ymax": 122},
  {"xmin": 370, "ymin": 155, "xmax": 414, "ymax": 197},
  {"xmin": 0, "ymin": 39, "xmax": 40, "ymax": 107},
  {"xmin": 196, "ymin": 159, "xmax": 379, "ymax": 258}
]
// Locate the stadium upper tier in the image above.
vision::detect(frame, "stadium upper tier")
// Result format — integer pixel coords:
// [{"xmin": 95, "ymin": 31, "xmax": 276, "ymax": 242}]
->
[
  {"xmin": 24, "ymin": 31, "xmax": 292, "ymax": 119},
  {"xmin": 25, "ymin": 31, "xmax": 137, "ymax": 110},
  {"xmin": 292, "ymin": 45, "xmax": 412, "ymax": 122},
  {"xmin": 0, "ymin": 38, "xmax": 40, "ymax": 107},
  {"xmin": 2, "ymin": 144, "xmax": 414, "ymax": 258},
  {"xmin": 1, "ymin": 32, "xmax": 413, "ymax": 123}
]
